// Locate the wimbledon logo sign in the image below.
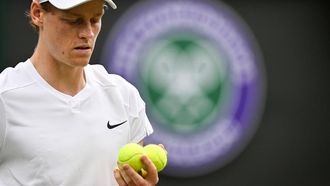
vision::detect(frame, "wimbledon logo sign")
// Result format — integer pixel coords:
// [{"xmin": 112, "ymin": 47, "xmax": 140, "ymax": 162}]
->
[{"xmin": 102, "ymin": 0, "xmax": 266, "ymax": 177}]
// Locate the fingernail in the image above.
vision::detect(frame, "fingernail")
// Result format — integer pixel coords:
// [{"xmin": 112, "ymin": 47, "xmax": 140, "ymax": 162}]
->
[
  {"xmin": 141, "ymin": 155, "xmax": 147, "ymax": 161},
  {"xmin": 123, "ymin": 164, "xmax": 130, "ymax": 170}
]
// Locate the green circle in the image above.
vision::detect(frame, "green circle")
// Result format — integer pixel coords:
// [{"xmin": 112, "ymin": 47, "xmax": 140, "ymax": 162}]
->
[{"xmin": 139, "ymin": 35, "xmax": 229, "ymax": 134}]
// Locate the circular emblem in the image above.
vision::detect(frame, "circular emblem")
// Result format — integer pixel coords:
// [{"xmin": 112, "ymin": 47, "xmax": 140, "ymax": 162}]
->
[{"xmin": 102, "ymin": 0, "xmax": 266, "ymax": 177}]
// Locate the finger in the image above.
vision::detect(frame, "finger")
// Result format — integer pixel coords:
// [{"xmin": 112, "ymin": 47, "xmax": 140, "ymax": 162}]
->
[
  {"xmin": 114, "ymin": 168, "xmax": 128, "ymax": 186},
  {"xmin": 158, "ymin": 144, "xmax": 167, "ymax": 155},
  {"xmin": 120, "ymin": 165, "xmax": 134, "ymax": 185},
  {"xmin": 122, "ymin": 164, "xmax": 146, "ymax": 186},
  {"xmin": 141, "ymin": 155, "xmax": 159, "ymax": 184}
]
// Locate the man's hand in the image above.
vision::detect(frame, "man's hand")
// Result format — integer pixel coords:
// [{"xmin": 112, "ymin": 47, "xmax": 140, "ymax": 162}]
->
[{"xmin": 114, "ymin": 155, "xmax": 159, "ymax": 186}]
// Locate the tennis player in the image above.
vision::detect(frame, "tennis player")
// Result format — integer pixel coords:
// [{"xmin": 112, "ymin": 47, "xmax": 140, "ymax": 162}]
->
[{"xmin": 0, "ymin": 0, "xmax": 160, "ymax": 185}]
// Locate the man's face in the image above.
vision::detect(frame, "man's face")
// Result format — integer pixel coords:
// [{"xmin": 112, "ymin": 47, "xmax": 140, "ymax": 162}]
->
[{"xmin": 40, "ymin": 0, "xmax": 105, "ymax": 67}]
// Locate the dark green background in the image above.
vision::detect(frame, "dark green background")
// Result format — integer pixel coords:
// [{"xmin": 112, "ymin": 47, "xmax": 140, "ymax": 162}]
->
[{"xmin": 1, "ymin": 0, "xmax": 329, "ymax": 185}]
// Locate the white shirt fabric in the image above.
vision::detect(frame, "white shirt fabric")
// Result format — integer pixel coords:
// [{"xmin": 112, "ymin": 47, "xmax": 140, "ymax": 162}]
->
[{"xmin": 0, "ymin": 59, "xmax": 153, "ymax": 186}]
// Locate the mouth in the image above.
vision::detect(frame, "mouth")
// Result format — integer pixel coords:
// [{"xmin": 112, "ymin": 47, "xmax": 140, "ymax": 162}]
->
[
  {"xmin": 74, "ymin": 46, "xmax": 91, "ymax": 50},
  {"xmin": 73, "ymin": 44, "xmax": 93, "ymax": 56},
  {"xmin": 73, "ymin": 45, "xmax": 93, "ymax": 57}
]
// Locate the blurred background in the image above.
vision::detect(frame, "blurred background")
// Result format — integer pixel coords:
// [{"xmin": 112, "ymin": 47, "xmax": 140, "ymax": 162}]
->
[{"xmin": 1, "ymin": 0, "xmax": 329, "ymax": 185}]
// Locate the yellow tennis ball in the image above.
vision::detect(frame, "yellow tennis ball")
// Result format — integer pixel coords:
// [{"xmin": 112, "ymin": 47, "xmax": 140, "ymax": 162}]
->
[
  {"xmin": 117, "ymin": 143, "xmax": 144, "ymax": 172},
  {"xmin": 144, "ymin": 144, "xmax": 167, "ymax": 172}
]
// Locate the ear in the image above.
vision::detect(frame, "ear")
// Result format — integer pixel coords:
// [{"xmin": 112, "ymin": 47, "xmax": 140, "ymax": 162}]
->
[{"xmin": 30, "ymin": 1, "xmax": 44, "ymax": 28}]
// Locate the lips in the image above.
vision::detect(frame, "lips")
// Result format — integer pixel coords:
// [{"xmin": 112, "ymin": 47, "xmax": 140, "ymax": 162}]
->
[
  {"xmin": 73, "ymin": 44, "xmax": 93, "ymax": 56},
  {"xmin": 74, "ymin": 45, "xmax": 91, "ymax": 50}
]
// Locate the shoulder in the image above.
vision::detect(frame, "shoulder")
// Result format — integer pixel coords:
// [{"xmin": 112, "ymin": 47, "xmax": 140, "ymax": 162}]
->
[
  {"xmin": 0, "ymin": 62, "xmax": 34, "ymax": 94},
  {"xmin": 86, "ymin": 64, "xmax": 136, "ymax": 89},
  {"xmin": 86, "ymin": 64, "xmax": 140, "ymax": 96}
]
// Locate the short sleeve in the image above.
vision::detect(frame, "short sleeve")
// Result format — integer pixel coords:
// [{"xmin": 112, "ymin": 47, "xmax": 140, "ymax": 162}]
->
[
  {"xmin": 0, "ymin": 96, "xmax": 7, "ymax": 150},
  {"xmin": 128, "ymin": 86, "xmax": 153, "ymax": 143}
]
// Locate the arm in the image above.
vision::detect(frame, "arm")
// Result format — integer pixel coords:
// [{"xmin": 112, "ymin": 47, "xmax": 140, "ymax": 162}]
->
[{"xmin": 0, "ymin": 96, "xmax": 6, "ymax": 151}]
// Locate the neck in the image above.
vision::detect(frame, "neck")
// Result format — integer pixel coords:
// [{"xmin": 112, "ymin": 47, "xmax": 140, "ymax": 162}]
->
[{"xmin": 30, "ymin": 50, "xmax": 86, "ymax": 97}]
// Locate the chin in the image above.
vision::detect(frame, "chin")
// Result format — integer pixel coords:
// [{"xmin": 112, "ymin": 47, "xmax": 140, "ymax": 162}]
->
[{"xmin": 71, "ymin": 57, "xmax": 91, "ymax": 67}]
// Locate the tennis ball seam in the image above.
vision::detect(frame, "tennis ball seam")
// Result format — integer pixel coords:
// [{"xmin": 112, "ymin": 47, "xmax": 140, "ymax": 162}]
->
[{"xmin": 118, "ymin": 152, "xmax": 144, "ymax": 162}]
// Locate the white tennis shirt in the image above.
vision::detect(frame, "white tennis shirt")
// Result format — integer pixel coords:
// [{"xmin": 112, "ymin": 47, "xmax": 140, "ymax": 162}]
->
[{"xmin": 0, "ymin": 59, "xmax": 153, "ymax": 186}]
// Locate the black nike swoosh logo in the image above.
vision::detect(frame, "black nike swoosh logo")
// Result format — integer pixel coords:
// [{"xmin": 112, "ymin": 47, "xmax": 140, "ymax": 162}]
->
[{"xmin": 107, "ymin": 120, "xmax": 127, "ymax": 129}]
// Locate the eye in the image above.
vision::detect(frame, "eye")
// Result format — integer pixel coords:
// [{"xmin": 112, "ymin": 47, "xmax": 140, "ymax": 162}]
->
[
  {"xmin": 62, "ymin": 18, "xmax": 83, "ymax": 25},
  {"xmin": 91, "ymin": 17, "xmax": 101, "ymax": 24}
]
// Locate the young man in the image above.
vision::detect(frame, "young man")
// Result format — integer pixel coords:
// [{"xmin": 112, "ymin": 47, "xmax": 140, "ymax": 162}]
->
[{"xmin": 0, "ymin": 0, "xmax": 160, "ymax": 185}]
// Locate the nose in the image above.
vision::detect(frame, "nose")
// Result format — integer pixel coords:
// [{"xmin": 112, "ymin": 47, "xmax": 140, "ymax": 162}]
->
[{"xmin": 79, "ymin": 22, "xmax": 94, "ymax": 39}]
